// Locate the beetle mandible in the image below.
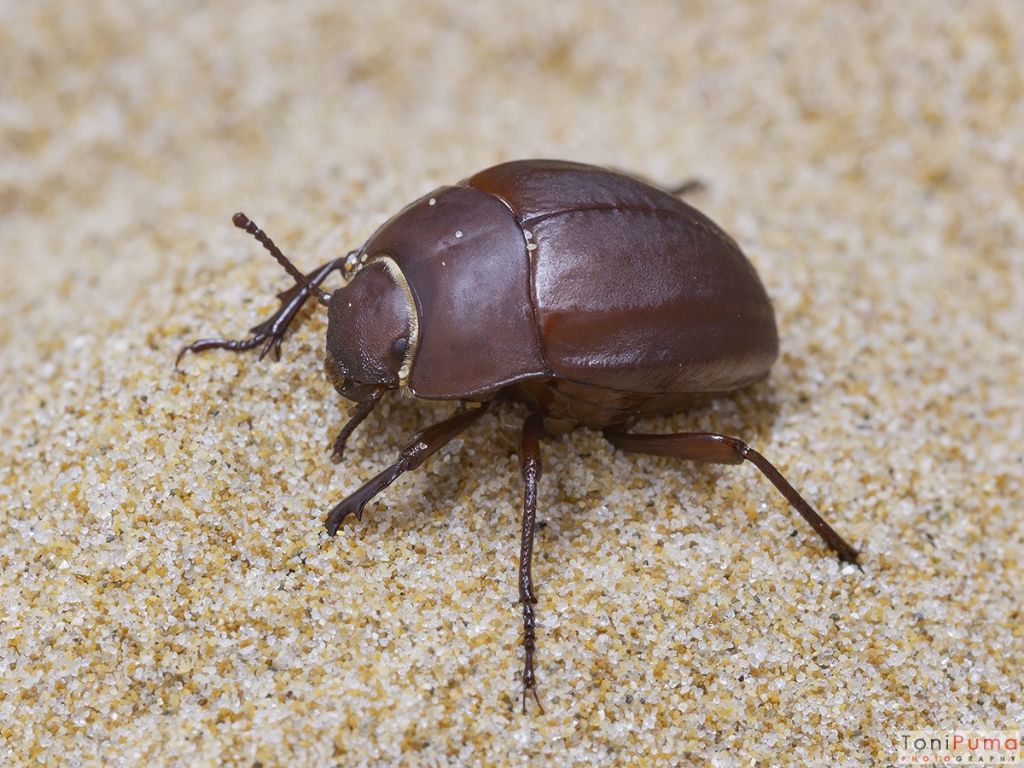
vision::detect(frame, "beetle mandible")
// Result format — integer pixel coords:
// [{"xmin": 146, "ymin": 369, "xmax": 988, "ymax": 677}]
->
[{"xmin": 178, "ymin": 159, "xmax": 860, "ymax": 712}]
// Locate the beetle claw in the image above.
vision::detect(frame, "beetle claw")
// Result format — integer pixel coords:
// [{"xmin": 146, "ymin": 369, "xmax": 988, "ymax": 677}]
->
[
  {"xmin": 521, "ymin": 684, "xmax": 544, "ymax": 715},
  {"xmin": 174, "ymin": 334, "xmax": 267, "ymax": 371},
  {"xmin": 256, "ymin": 334, "xmax": 277, "ymax": 361},
  {"xmin": 174, "ymin": 347, "xmax": 189, "ymax": 373},
  {"xmin": 325, "ymin": 497, "xmax": 365, "ymax": 536},
  {"xmin": 832, "ymin": 538, "xmax": 862, "ymax": 570}
]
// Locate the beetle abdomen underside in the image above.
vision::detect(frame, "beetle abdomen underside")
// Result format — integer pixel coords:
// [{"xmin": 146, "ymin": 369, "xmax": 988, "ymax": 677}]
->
[{"xmin": 468, "ymin": 160, "xmax": 779, "ymax": 395}]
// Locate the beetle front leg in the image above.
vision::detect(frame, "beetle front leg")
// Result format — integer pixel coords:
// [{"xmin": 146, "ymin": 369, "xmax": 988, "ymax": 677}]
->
[
  {"xmin": 517, "ymin": 413, "xmax": 545, "ymax": 713},
  {"xmin": 176, "ymin": 257, "xmax": 346, "ymax": 370},
  {"xmin": 330, "ymin": 388, "xmax": 385, "ymax": 463},
  {"xmin": 603, "ymin": 430, "xmax": 861, "ymax": 568},
  {"xmin": 324, "ymin": 402, "xmax": 490, "ymax": 535}
]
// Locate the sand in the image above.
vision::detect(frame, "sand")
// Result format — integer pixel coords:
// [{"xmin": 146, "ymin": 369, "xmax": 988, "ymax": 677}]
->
[{"xmin": 1, "ymin": 1, "xmax": 1021, "ymax": 765}]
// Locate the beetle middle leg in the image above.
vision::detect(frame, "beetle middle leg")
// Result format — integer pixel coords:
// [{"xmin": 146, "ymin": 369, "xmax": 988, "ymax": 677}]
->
[
  {"xmin": 517, "ymin": 413, "xmax": 545, "ymax": 713},
  {"xmin": 324, "ymin": 402, "xmax": 490, "ymax": 534},
  {"xmin": 603, "ymin": 430, "xmax": 861, "ymax": 567},
  {"xmin": 175, "ymin": 257, "xmax": 346, "ymax": 370}
]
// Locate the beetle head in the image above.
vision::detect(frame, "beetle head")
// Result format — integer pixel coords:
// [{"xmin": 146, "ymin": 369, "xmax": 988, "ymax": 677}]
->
[{"xmin": 324, "ymin": 257, "xmax": 417, "ymax": 401}]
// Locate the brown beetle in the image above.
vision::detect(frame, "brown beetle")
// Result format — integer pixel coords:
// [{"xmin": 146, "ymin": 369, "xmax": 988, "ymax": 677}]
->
[{"xmin": 178, "ymin": 159, "xmax": 860, "ymax": 712}]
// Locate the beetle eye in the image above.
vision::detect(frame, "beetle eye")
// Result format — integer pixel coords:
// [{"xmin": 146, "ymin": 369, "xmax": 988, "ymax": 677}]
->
[{"xmin": 392, "ymin": 337, "xmax": 409, "ymax": 356}]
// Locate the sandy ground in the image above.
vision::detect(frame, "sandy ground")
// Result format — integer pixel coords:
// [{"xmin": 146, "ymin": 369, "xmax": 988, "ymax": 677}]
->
[{"xmin": 1, "ymin": 2, "xmax": 1022, "ymax": 766}]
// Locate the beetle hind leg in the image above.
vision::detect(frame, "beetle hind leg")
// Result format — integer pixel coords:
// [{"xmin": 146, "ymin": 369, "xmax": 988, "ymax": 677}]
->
[
  {"xmin": 175, "ymin": 257, "xmax": 345, "ymax": 371},
  {"xmin": 517, "ymin": 413, "xmax": 545, "ymax": 714},
  {"xmin": 603, "ymin": 429, "xmax": 861, "ymax": 568}
]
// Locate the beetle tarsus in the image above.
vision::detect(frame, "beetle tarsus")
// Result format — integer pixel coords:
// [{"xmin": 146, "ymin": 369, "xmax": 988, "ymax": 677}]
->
[
  {"xmin": 174, "ymin": 334, "xmax": 266, "ymax": 372},
  {"xmin": 518, "ymin": 414, "xmax": 545, "ymax": 715},
  {"xmin": 176, "ymin": 257, "xmax": 346, "ymax": 371}
]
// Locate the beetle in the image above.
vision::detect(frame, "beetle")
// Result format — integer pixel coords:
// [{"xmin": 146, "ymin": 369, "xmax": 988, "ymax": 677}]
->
[{"xmin": 177, "ymin": 159, "xmax": 860, "ymax": 712}]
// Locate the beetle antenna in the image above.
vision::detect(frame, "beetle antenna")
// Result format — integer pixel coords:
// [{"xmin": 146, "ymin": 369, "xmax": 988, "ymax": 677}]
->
[{"xmin": 232, "ymin": 212, "xmax": 332, "ymax": 306}]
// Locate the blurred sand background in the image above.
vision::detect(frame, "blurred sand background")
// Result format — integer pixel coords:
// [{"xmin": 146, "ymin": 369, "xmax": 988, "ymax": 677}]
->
[{"xmin": 1, "ymin": 1, "xmax": 1022, "ymax": 765}]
